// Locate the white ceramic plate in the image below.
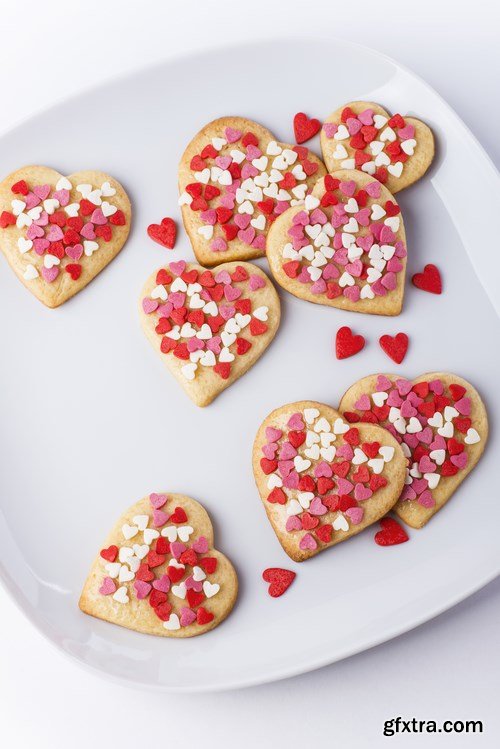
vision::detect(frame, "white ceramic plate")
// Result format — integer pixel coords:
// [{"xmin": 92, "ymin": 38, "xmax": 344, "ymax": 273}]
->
[{"xmin": 0, "ymin": 38, "xmax": 498, "ymax": 693}]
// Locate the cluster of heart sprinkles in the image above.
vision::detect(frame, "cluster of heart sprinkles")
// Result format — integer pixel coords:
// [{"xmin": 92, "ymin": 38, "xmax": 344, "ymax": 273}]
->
[
  {"xmin": 0, "ymin": 177, "xmax": 126, "ymax": 283},
  {"xmin": 344, "ymin": 376, "xmax": 481, "ymax": 508},
  {"xmin": 323, "ymin": 107, "xmax": 417, "ymax": 182},
  {"xmin": 281, "ymin": 175, "xmax": 406, "ymax": 301},
  {"xmin": 260, "ymin": 408, "xmax": 396, "ymax": 552},
  {"xmin": 142, "ymin": 261, "xmax": 270, "ymax": 382},
  {"xmin": 98, "ymin": 494, "xmax": 220, "ymax": 631},
  {"xmin": 179, "ymin": 126, "xmax": 319, "ymax": 252}
]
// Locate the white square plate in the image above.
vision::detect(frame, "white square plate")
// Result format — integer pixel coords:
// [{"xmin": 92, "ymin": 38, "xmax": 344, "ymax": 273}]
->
[{"xmin": 0, "ymin": 38, "xmax": 498, "ymax": 692}]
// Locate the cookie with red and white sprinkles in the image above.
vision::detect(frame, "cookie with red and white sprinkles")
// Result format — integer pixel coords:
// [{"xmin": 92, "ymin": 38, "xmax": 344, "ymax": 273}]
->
[
  {"xmin": 0, "ymin": 166, "xmax": 131, "ymax": 307},
  {"xmin": 339, "ymin": 373, "xmax": 488, "ymax": 528},
  {"xmin": 79, "ymin": 493, "xmax": 238, "ymax": 638},
  {"xmin": 140, "ymin": 260, "xmax": 280, "ymax": 407},
  {"xmin": 321, "ymin": 102, "xmax": 434, "ymax": 194},
  {"xmin": 178, "ymin": 117, "xmax": 326, "ymax": 266},
  {"xmin": 253, "ymin": 401, "xmax": 407, "ymax": 561},
  {"xmin": 267, "ymin": 170, "xmax": 407, "ymax": 315}
]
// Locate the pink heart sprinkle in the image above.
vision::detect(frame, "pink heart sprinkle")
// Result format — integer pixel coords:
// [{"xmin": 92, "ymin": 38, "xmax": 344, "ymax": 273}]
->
[
  {"xmin": 314, "ymin": 461, "xmax": 332, "ymax": 478},
  {"xmin": 169, "ymin": 260, "xmax": 186, "ymax": 276},
  {"xmin": 238, "ymin": 227, "xmax": 255, "ymax": 245},
  {"xmin": 134, "ymin": 580, "xmax": 152, "ymax": 599},
  {"xmin": 322, "ymin": 122, "xmax": 338, "ymax": 138},
  {"xmin": 337, "ymin": 478, "xmax": 354, "ymax": 495},
  {"xmin": 395, "ymin": 378, "xmax": 412, "ymax": 396},
  {"xmin": 249, "ymin": 274, "xmax": 265, "ymax": 290},
  {"xmin": 184, "ymin": 576, "xmax": 203, "ymax": 592},
  {"xmin": 27, "ymin": 223, "xmax": 44, "ymax": 240},
  {"xmin": 454, "ymin": 397, "xmax": 471, "ymax": 416},
  {"xmin": 225, "ymin": 127, "xmax": 242, "ymax": 143},
  {"xmin": 346, "ymin": 117, "xmax": 363, "ymax": 135},
  {"xmin": 418, "ymin": 490, "xmax": 435, "ymax": 508},
  {"xmin": 220, "ymin": 193, "xmax": 235, "ymax": 209},
  {"xmin": 279, "ymin": 442, "xmax": 297, "ymax": 460},
  {"xmin": 309, "ymin": 208, "xmax": 327, "ymax": 225},
  {"xmin": 170, "ymin": 541, "xmax": 186, "ymax": 559},
  {"xmin": 153, "ymin": 509, "xmax": 169, "ymax": 527},
  {"xmin": 53, "ymin": 189, "xmax": 69, "ymax": 206},
  {"xmin": 192, "ymin": 536, "xmax": 209, "ymax": 554},
  {"xmin": 299, "ymin": 533, "xmax": 317, "ymax": 551},
  {"xmin": 419, "ymin": 456, "xmax": 436, "ymax": 473},
  {"xmin": 245, "ymin": 145, "xmax": 261, "ymax": 160},
  {"xmin": 201, "ymin": 208, "xmax": 217, "ymax": 225},
  {"xmin": 157, "ymin": 302, "xmax": 173, "ymax": 318},
  {"xmin": 354, "ymin": 484, "xmax": 373, "ymax": 501},
  {"xmin": 429, "ymin": 379, "xmax": 444, "ymax": 395},
  {"xmin": 214, "ymin": 270, "xmax": 231, "ymax": 285},
  {"xmin": 322, "ymin": 263, "xmax": 339, "ymax": 280},
  {"xmin": 336, "ymin": 444, "xmax": 353, "ymax": 460},
  {"xmin": 287, "ymin": 413, "xmax": 304, "ymax": 430},
  {"xmin": 266, "ymin": 429, "xmax": 283, "ymax": 444},
  {"xmin": 46, "ymin": 225, "xmax": 64, "ymax": 242},
  {"xmin": 343, "ymin": 285, "xmax": 360, "ymax": 302},
  {"xmin": 90, "ymin": 208, "xmax": 107, "ymax": 225},
  {"xmin": 234, "ymin": 213, "xmax": 251, "ymax": 230},
  {"xmin": 80, "ymin": 222, "xmax": 96, "ymax": 239},
  {"xmin": 311, "ymin": 279, "xmax": 327, "ymax": 295},
  {"xmin": 340, "ymin": 180, "xmax": 356, "ymax": 197},
  {"xmin": 345, "ymin": 507, "xmax": 364, "ymax": 524},
  {"xmin": 283, "ymin": 471, "xmax": 299, "ymax": 489},
  {"xmin": 41, "ymin": 266, "xmax": 59, "ymax": 283},
  {"xmin": 180, "ymin": 607, "xmax": 197, "ymax": 626},
  {"xmin": 358, "ymin": 108, "xmax": 374, "ymax": 126},
  {"xmin": 365, "ymin": 181, "xmax": 382, "ymax": 198},
  {"xmin": 309, "ymin": 497, "xmax": 328, "ymax": 516},
  {"xmin": 451, "ymin": 452, "xmax": 468, "ymax": 469},
  {"xmin": 252, "ymin": 235, "xmax": 266, "ymax": 250},
  {"xmin": 206, "ymin": 336, "xmax": 221, "ymax": 354},
  {"xmin": 25, "ymin": 193, "xmax": 41, "ymax": 210},
  {"xmin": 99, "ymin": 577, "xmax": 116, "ymax": 595},
  {"xmin": 355, "ymin": 394, "xmax": 371, "ymax": 411},
  {"xmin": 219, "ymin": 304, "xmax": 235, "ymax": 321},
  {"xmin": 262, "ymin": 443, "xmax": 277, "ymax": 459},
  {"xmin": 215, "ymin": 156, "xmax": 231, "ymax": 170},
  {"xmin": 66, "ymin": 243, "xmax": 83, "ymax": 260},
  {"xmin": 286, "ymin": 516, "xmax": 302, "ymax": 532},
  {"xmin": 224, "ymin": 285, "xmax": 241, "ymax": 301},
  {"xmin": 211, "ymin": 238, "xmax": 227, "ymax": 252},
  {"xmin": 241, "ymin": 163, "xmax": 258, "ymax": 179},
  {"xmin": 33, "ymin": 238, "xmax": 50, "ymax": 254},
  {"xmin": 397, "ymin": 124, "xmax": 415, "ymax": 140},
  {"xmin": 33, "ymin": 184, "xmax": 51, "ymax": 200},
  {"xmin": 292, "ymin": 210, "xmax": 309, "ymax": 226},
  {"xmin": 150, "ymin": 493, "xmax": 168, "ymax": 509},
  {"xmin": 400, "ymin": 400, "xmax": 417, "ymax": 418},
  {"xmin": 187, "ymin": 338, "xmax": 204, "ymax": 353},
  {"xmin": 376, "ymin": 375, "xmax": 392, "ymax": 391},
  {"xmin": 142, "ymin": 297, "xmax": 158, "ymax": 314},
  {"xmin": 151, "ymin": 575, "xmax": 169, "ymax": 593}
]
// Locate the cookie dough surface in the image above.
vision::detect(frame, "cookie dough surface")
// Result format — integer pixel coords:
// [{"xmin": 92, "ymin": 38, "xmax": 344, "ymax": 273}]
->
[
  {"xmin": 139, "ymin": 260, "xmax": 281, "ymax": 407},
  {"xmin": 321, "ymin": 101, "xmax": 434, "ymax": 193},
  {"xmin": 266, "ymin": 169, "xmax": 407, "ymax": 315},
  {"xmin": 339, "ymin": 373, "xmax": 488, "ymax": 528},
  {"xmin": 80, "ymin": 493, "xmax": 238, "ymax": 638},
  {"xmin": 0, "ymin": 165, "xmax": 131, "ymax": 307},
  {"xmin": 179, "ymin": 116, "xmax": 326, "ymax": 266},
  {"xmin": 253, "ymin": 401, "xmax": 407, "ymax": 561}
]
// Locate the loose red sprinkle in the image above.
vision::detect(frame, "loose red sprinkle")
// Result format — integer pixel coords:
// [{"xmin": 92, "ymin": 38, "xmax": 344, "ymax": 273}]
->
[
  {"xmin": 379, "ymin": 332, "xmax": 409, "ymax": 364},
  {"xmin": 335, "ymin": 326, "xmax": 366, "ymax": 360},
  {"xmin": 199, "ymin": 557, "xmax": 217, "ymax": 574},
  {"xmin": 293, "ymin": 112, "xmax": 321, "ymax": 144},
  {"xmin": 0, "ymin": 210, "xmax": 16, "ymax": 228},
  {"xmin": 147, "ymin": 217, "xmax": 176, "ymax": 249},
  {"xmin": 412, "ymin": 264, "xmax": 442, "ymax": 295},
  {"xmin": 315, "ymin": 524, "xmax": 333, "ymax": 543},
  {"xmin": 196, "ymin": 607, "xmax": 214, "ymax": 625},
  {"xmin": 65, "ymin": 263, "xmax": 82, "ymax": 280},
  {"xmin": 166, "ymin": 565, "xmax": 185, "ymax": 583},
  {"xmin": 249, "ymin": 318, "xmax": 267, "ymax": 336},
  {"xmin": 187, "ymin": 590, "xmax": 204, "ymax": 608},
  {"xmin": 170, "ymin": 507, "xmax": 188, "ymax": 524},
  {"xmin": 11, "ymin": 180, "xmax": 29, "ymax": 195},
  {"xmin": 262, "ymin": 568, "xmax": 296, "ymax": 598},
  {"xmin": 267, "ymin": 487, "xmax": 286, "ymax": 504},
  {"xmin": 214, "ymin": 362, "xmax": 231, "ymax": 379},
  {"xmin": 374, "ymin": 517, "xmax": 409, "ymax": 546},
  {"xmin": 110, "ymin": 209, "xmax": 126, "ymax": 226}
]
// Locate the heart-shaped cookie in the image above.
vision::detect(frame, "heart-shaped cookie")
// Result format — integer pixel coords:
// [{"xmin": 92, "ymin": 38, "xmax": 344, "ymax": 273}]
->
[
  {"xmin": 253, "ymin": 401, "xmax": 407, "ymax": 561},
  {"xmin": 140, "ymin": 260, "xmax": 280, "ymax": 406},
  {"xmin": 178, "ymin": 117, "xmax": 326, "ymax": 266},
  {"xmin": 339, "ymin": 373, "xmax": 488, "ymax": 528},
  {"xmin": 0, "ymin": 166, "xmax": 131, "ymax": 307},
  {"xmin": 79, "ymin": 492, "xmax": 238, "ymax": 637},
  {"xmin": 321, "ymin": 101, "xmax": 434, "ymax": 193},
  {"xmin": 266, "ymin": 170, "xmax": 407, "ymax": 315}
]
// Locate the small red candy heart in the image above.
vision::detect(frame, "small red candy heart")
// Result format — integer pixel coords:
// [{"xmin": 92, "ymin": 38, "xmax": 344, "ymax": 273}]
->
[
  {"xmin": 65, "ymin": 263, "xmax": 82, "ymax": 281},
  {"xmin": 293, "ymin": 112, "xmax": 322, "ymax": 144},
  {"xmin": 196, "ymin": 606, "xmax": 214, "ymax": 625},
  {"xmin": 379, "ymin": 332, "xmax": 409, "ymax": 364},
  {"xmin": 169, "ymin": 507, "xmax": 188, "ymax": 524},
  {"xmin": 262, "ymin": 568, "xmax": 296, "ymax": 598},
  {"xmin": 11, "ymin": 180, "xmax": 29, "ymax": 195},
  {"xmin": 374, "ymin": 517, "xmax": 409, "ymax": 546},
  {"xmin": 100, "ymin": 545, "xmax": 118, "ymax": 562},
  {"xmin": 0, "ymin": 210, "xmax": 16, "ymax": 228},
  {"xmin": 335, "ymin": 326, "xmax": 366, "ymax": 360},
  {"xmin": 147, "ymin": 217, "xmax": 176, "ymax": 249},
  {"xmin": 412, "ymin": 264, "xmax": 442, "ymax": 294}
]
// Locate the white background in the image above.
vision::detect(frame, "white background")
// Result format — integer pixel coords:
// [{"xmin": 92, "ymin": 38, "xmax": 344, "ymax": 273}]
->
[{"xmin": 1, "ymin": 1, "xmax": 499, "ymax": 746}]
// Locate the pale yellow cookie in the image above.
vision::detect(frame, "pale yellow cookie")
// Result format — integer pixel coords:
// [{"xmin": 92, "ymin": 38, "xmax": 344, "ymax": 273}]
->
[
  {"xmin": 339, "ymin": 373, "xmax": 488, "ymax": 528},
  {"xmin": 253, "ymin": 401, "xmax": 407, "ymax": 561},
  {"xmin": 266, "ymin": 169, "xmax": 407, "ymax": 315},
  {"xmin": 178, "ymin": 117, "xmax": 326, "ymax": 266},
  {"xmin": 321, "ymin": 101, "xmax": 434, "ymax": 193},
  {"xmin": 0, "ymin": 166, "xmax": 131, "ymax": 307},
  {"xmin": 139, "ymin": 260, "xmax": 280, "ymax": 407},
  {"xmin": 80, "ymin": 492, "xmax": 238, "ymax": 638}
]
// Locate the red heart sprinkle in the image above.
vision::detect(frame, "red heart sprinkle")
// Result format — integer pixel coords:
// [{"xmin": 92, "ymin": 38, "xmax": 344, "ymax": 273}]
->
[
  {"xmin": 166, "ymin": 565, "xmax": 185, "ymax": 583},
  {"xmin": 65, "ymin": 263, "xmax": 82, "ymax": 280},
  {"xmin": 262, "ymin": 568, "xmax": 296, "ymax": 598},
  {"xmin": 379, "ymin": 332, "xmax": 409, "ymax": 364},
  {"xmin": 344, "ymin": 428, "xmax": 360, "ymax": 446},
  {"xmin": 180, "ymin": 549, "xmax": 198, "ymax": 566},
  {"xmin": 0, "ymin": 210, "xmax": 16, "ymax": 228},
  {"xmin": 315, "ymin": 524, "xmax": 333, "ymax": 543},
  {"xmin": 242, "ymin": 132, "xmax": 258, "ymax": 147},
  {"xmin": 110, "ymin": 210, "xmax": 126, "ymax": 226},
  {"xmin": 214, "ymin": 362, "xmax": 231, "ymax": 379},
  {"xmin": 196, "ymin": 606, "xmax": 214, "ymax": 625},
  {"xmin": 147, "ymin": 217, "xmax": 176, "ymax": 249},
  {"xmin": 374, "ymin": 517, "xmax": 409, "ymax": 546},
  {"xmin": 136, "ymin": 564, "xmax": 155, "ymax": 582},
  {"xmin": 412, "ymin": 264, "xmax": 442, "ymax": 294},
  {"xmin": 147, "ymin": 551, "xmax": 166, "ymax": 568},
  {"xmin": 170, "ymin": 507, "xmax": 188, "ymax": 524},
  {"xmin": 199, "ymin": 557, "xmax": 218, "ymax": 574},
  {"xmin": 449, "ymin": 383, "xmax": 466, "ymax": 401},
  {"xmin": 11, "ymin": 179, "xmax": 29, "ymax": 195},
  {"xmin": 154, "ymin": 602, "xmax": 173, "ymax": 621},
  {"xmin": 100, "ymin": 545, "xmax": 118, "ymax": 562},
  {"xmin": 187, "ymin": 590, "xmax": 204, "ymax": 608},
  {"xmin": 149, "ymin": 589, "xmax": 167, "ymax": 608},
  {"xmin": 335, "ymin": 326, "xmax": 366, "ymax": 360},
  {"xmin": 236, "ymin": 337, "xmax": 252, "ymax": 355},
  {"xmin": 293, "ymin": 112, "xmax": 321, "ymax": 144},
  {"xmin": 249, "ymin": 318, "xmax": 268, "ymax": 336},
  {"xmin": 267, "ymin": 487, "xmax": 287, "ymax": 505},
  {"xmin": 95, "ymin": 223, "xmax": 113, "ymax": 241},
  {"xmin": 370, "ymin": 474, "xmax": 388, "ymax": 492},
  {"xmin": 201, "ymin": 144, "xmax": 218, "ymax": 159},
  {"xmin": 155, "ymin": 537, "xmax": 170, "ymax": 555}
]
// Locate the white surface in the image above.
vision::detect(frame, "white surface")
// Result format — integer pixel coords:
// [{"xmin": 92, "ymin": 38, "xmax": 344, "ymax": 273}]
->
[{"xmin": 1, "ymin": 0, "xmax": 499, "ymax": 744}]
